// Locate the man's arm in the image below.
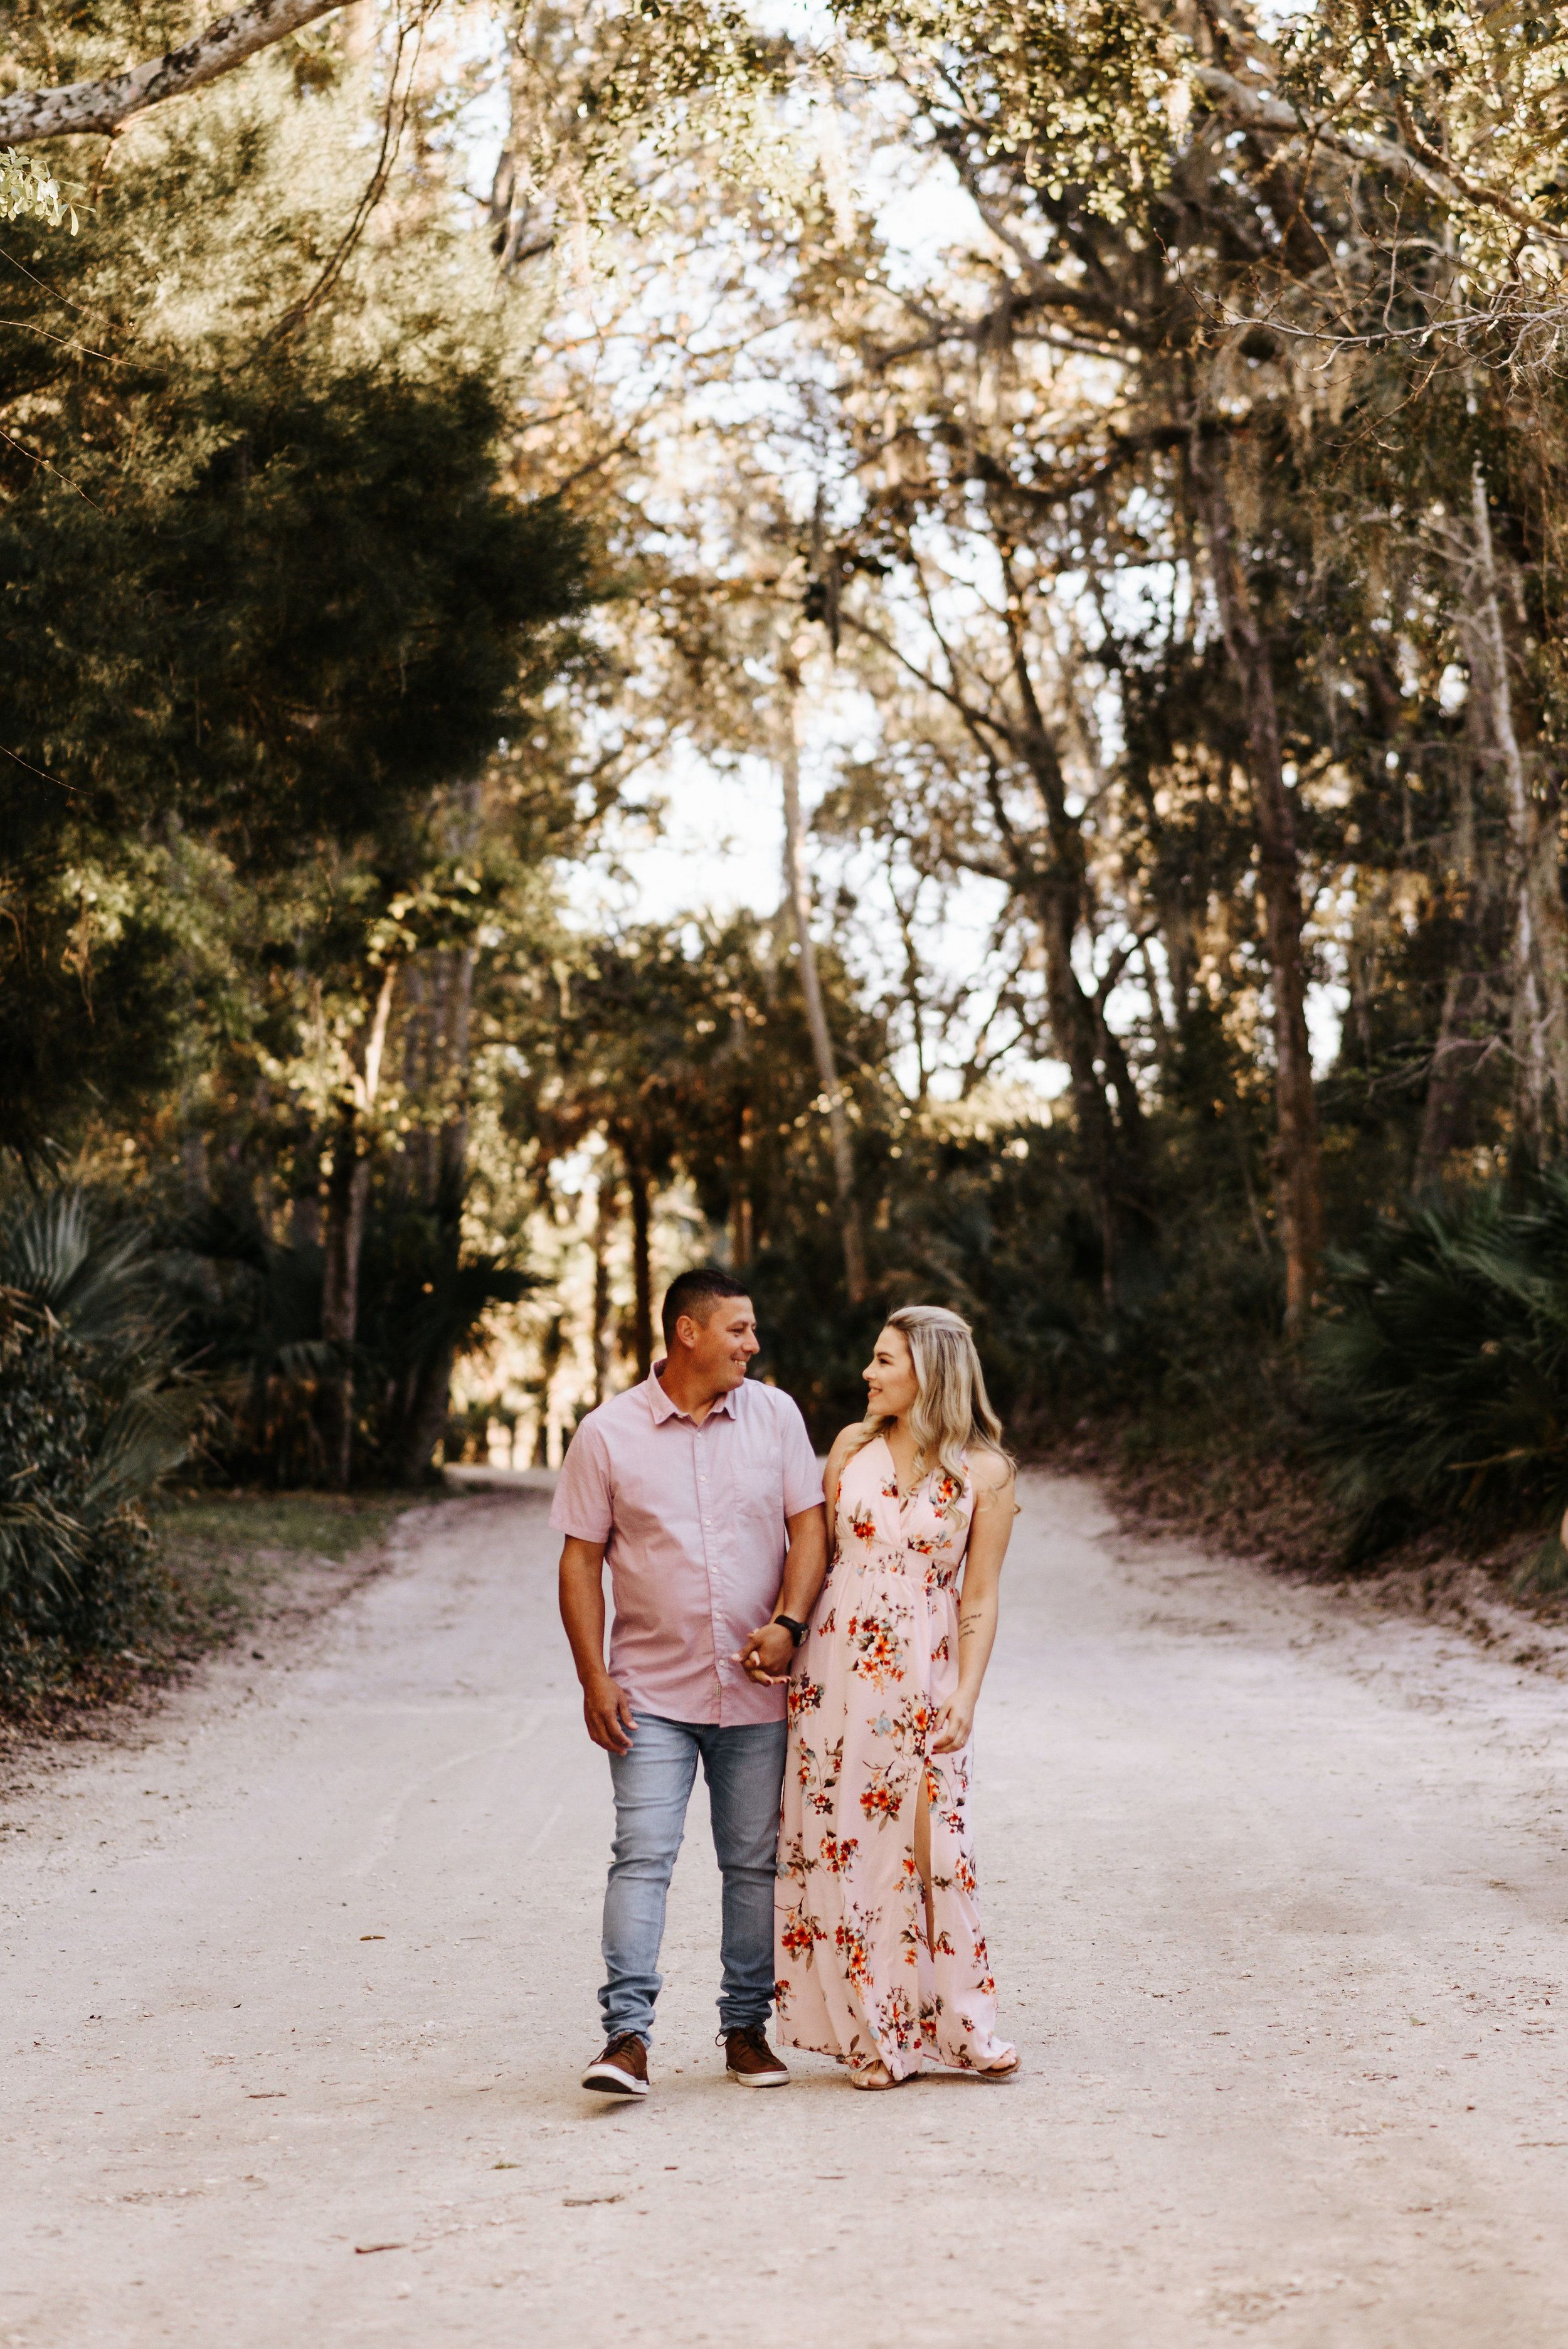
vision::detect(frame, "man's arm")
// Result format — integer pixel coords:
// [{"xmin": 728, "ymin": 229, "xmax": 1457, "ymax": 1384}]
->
[
  {"xmin": 558, "ymin": 1536, "xmax": 636, "ymax": 1754},
  {"xmin": 736, "ymin": 1502, "xmax": 829, "ymax": 1685},
  {"xmin": 776, "ymin": 1502, "xmax": 829, "ymax": 1625}
]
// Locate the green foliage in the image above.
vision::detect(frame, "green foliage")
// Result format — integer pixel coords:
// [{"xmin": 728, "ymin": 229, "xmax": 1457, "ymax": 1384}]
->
[
  {"xmin": 1310, "ymin": 1177, "xmax": 1568, "ymax": 1563},
  {"xmin": 167, "ymin": 1192, "xmax": 532, "ymax": 1486},
  {"xmin": 743, "ymin": 1102, "xmax": 1286, "ymax": 1450},
  {"xmin": 830, "ymin": 0, "xmax": 1174, "ymax": 226},
  {"xmin": 0, "ymin": 359, "xmax": 592, "ymax": 1148},
  {"xmin": 0, "ymin": 1190, "xmax": 199, "ymax": 1697},
  {"xmin": 9, "ymin": 0, "xmax": 1568, "ymax": 1573},
  {"xmin": 0, "ymin": 30, "xmax": 597, "ymax": 1159},
  {"xmin": 0, "ymin": 146, "xmax": 75, "ymax": 230}
]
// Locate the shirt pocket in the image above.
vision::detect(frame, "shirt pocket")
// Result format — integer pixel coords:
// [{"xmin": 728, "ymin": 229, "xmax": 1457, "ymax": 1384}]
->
[{"xmin": 726, "ymin": 1436, "xmax": 786, "ymax": 1561}]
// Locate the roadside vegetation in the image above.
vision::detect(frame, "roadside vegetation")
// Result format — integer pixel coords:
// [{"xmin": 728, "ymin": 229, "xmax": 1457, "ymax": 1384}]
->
[
  {"xmin": 5, "ymin": 0, "xmax": 1568, "ymax": 1706},
  {"xmin": 3, "ymin": 1480, "xmax": 422, "ymax": 1731},
  {"xmin": 153, "ymin": 1488, "xmax": 423, "ymax": 1653}
]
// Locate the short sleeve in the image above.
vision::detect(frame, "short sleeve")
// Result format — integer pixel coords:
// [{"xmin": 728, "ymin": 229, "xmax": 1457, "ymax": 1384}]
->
[
  {"xmin": 778, "ymin": 1396, "xmax": 827, "ymax": 1517},
  {"xmin": 549, "ymin": 1418, "xmax": 614, "ymax": 1542}
]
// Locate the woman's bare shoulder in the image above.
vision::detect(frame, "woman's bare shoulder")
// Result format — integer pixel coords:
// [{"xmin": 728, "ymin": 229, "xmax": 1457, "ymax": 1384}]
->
[
  {"xmin": 968, "ymin": 1446, "xmax": 1016, "ymax": 1494},
  {"xmin": 825, "ymin": 1424, "xmax": 863, "ymax": 1468}
]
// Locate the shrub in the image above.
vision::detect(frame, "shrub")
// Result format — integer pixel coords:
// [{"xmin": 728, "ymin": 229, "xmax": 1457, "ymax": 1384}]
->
[
  {"xmin": 0, "ymin": 1192, "xmax": 198, "ymax": 1700},
  {"xmin": 1308, "ymin": 1173, "xmax": 1568, "ymax": 1565}
]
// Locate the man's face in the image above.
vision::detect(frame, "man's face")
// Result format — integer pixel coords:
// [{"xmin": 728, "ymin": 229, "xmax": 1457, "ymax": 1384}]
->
[{"xmin": 677, "ymin": 1297, "xmax": 759, "ymax": 1390}]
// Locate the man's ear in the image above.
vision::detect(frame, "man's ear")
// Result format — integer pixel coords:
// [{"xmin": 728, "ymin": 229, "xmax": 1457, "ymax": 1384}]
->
[{"xmin": 673, "ymin": 1313, "xmax": 698, "ymax": 1352}]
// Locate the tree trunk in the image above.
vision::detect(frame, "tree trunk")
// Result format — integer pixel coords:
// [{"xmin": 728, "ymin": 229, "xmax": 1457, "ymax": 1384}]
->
[
  {"xmin": 780, "ymin": 668, "xmax": 868, "ymax": 1305},
  {"xmin": 437, "ymin": 946, "xmax": 475, "ymax": 1199},
  {"xmin": 1464, "ymin": 465, "xmax": 1568, "ymax": 1169},
  {"xmin": 591, "ymin": 1169, "xmax": 616, "ymax": 1405},
  {"xmin": 627, "ymin": 1153, "xmax": 654, "ymax": 1377},
  {"xmin": 320, "ymin": 1115, "xmax": 370, "ymax": 1488},
  {"xmin": 400, "ymin": 962, "xmax": 438, "ymax": 1207},
  {"xmin": 290, "ymin": 1130, "xmax": 322, "ymax": 1253},
  {"xmin": 1198, "ymin": 450, "xmax": 1322, "ymax": 1338},
  {"xmin": 730, "ymin": 1103, "xmax": 755, "ymax": 1270},
  {"xmin": 1034, "ymin": 881, "xmax": 1127, "ymax": 1300},
  {"xmin": 398, "ymin": 1338, "xmax": 456, "ymax": 1488},
  {"xmin": 993, "ymin": 602, "xmax": 1150, "ymax": 1296},
  {"xmin": 392, "ymin": 946, "xmax": 477, "ymax": 1487},
  {"xmin": 1413, "ymin": 966, "xmax": 1486, "ymax": 1192},
  {"xmin": 317, "ymin": 962, "xmax": 398, "ymax": 1487}
]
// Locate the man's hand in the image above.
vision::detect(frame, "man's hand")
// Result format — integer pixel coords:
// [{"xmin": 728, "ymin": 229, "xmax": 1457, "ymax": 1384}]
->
[
  {"xmin": 582, "ymin": 1672, "xmax": 637, "ymax": 1754},
  {"xmin": 734, "ymin": 1621, "xmax": 797, "ymax": 1686}
]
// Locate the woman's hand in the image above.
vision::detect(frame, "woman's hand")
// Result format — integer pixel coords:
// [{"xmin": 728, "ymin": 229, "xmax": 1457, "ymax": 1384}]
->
[{"xmin": 930, "ymin": 1693, "xmax": 976, "ymax": 1753}]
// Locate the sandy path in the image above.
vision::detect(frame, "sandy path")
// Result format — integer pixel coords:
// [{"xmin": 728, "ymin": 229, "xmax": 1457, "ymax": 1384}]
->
[{"xmin": 3, "ymin": 1473, "xmax": 1567, "ymax": 2347}]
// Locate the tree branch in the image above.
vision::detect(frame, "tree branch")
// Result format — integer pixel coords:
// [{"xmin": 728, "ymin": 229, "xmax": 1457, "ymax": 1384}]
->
[
  {"xmin": 0, "ymin": 0, "xmax": 344, "ymax": 144},
  {"xmin": 1193, "ymin": 63, "xmax": 1568, "ymax": 252}
]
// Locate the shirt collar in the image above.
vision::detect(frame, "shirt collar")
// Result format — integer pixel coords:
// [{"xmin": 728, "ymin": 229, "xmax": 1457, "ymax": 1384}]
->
[{"xmin": 646, "ymin": 1362, "xmax": 740, "ymax": 1424}]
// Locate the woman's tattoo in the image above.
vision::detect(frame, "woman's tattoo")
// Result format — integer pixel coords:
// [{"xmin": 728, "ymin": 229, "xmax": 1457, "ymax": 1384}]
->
[{"xmin": 958, "ymin": 1610, "xmax": 982, "ymax": 1640}]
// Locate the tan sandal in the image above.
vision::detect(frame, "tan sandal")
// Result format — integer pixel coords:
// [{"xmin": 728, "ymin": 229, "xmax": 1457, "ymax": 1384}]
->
[{"xmin": 849, "ymin": 2060, "xmax": 899, "ymax": 2091}]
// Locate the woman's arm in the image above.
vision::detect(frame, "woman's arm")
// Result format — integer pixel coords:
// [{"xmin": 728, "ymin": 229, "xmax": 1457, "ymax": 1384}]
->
[
  {"xmin": 930, "ymin": 1451, "xmax": 1016, "ymax": 1754},
  {"xmin": 822, "ymin": 1425, "xmax": 859, "ymax": 1531}
]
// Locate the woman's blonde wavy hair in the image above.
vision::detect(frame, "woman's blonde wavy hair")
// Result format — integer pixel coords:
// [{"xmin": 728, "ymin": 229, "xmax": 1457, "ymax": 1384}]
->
[{"xmin": 852, "ymin": 1305, "xmax": 1010, "ymax": 1487}]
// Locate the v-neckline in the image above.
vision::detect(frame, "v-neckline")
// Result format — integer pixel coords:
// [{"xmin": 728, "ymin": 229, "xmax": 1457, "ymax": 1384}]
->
[{"xmin": 879, "ymin": 1433, "xmax": 926, "ymax": 1514}]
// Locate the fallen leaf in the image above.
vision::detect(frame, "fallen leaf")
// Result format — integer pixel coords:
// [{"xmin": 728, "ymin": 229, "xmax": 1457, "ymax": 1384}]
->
[
  {"xmin": 354, "ymin": 2243, "xmax": 406, "ymax": 2256},
  {"xmin": 493, "ymin": 2161, "xmax": 521, "ymax": 2170},
  {"xmin": 360, "ymin": 1934, "xmax": 385, "ymax": 1942}
]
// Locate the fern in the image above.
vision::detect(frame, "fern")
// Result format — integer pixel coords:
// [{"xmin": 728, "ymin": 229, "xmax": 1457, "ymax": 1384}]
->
[
  {"xmin": 1309, "ymin": 1172, "xmax": 1568, "ymax": 1562},
  {"xmin": 0, "ymin": 1192, "xmax": 199, "ymax": 1692}
]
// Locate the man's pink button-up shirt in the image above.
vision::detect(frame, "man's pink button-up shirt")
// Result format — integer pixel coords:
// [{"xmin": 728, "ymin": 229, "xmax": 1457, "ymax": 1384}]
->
[{"xmin": 549, "ymin": 1365, "xmax": 824, "ymax": 1726}]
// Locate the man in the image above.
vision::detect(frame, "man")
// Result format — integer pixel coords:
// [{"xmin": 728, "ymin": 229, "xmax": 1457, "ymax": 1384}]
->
[{"xmin": 553, "ymin": 1268, "xmax": 829, "ymax": 2097}]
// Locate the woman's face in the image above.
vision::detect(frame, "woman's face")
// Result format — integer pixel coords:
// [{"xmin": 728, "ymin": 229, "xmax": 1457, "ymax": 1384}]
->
[{"xmin": 864, "ymin": 1326, "xmax": 918, "ymax": 1420}]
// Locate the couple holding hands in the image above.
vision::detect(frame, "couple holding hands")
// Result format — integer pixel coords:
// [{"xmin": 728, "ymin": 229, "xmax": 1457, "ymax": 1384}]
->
[{"xmin": 553, "ymin": 1268, "xmax": 1019, "ymax": 2095}]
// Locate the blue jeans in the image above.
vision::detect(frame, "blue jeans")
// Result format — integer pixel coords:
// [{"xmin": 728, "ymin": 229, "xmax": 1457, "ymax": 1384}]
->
[{"xmin": 600, "ymin": 1714, "xmax": 787, "ymax": 2047}]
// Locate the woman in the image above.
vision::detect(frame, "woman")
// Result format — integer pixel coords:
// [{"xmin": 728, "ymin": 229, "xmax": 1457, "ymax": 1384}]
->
[{"xmin": 773, "ymin": 1304, "xmax": 1019, "ymax": 2088}]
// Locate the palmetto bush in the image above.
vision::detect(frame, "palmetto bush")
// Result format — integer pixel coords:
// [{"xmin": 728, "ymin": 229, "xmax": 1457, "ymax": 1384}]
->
[
  {"xmin": 168, "ymin": 1195, "xmax": 532, "ymax": 1487},
  {"xmin": 1309, "ymin": 1174, "xmax": 1568, "ymax": 1571},
  {"xmin": 0, "ymin": 1192, "xmax": 200, "ymax": 1697}
]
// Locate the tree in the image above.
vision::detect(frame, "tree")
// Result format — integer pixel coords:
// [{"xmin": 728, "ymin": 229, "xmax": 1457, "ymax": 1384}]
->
[
  {"xmin": 1, "ymin": 0, "xmax": 351, "ymax": 144},
  {"xmin": 756, "ymin": 2, "xmax": 1568, "ymax": 1332}
]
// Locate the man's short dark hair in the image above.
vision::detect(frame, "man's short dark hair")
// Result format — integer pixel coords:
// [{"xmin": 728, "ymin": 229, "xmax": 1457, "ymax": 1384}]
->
[{"xmin": 660, "ymin": 1268, "xmax": 750, "ymax": 1348}]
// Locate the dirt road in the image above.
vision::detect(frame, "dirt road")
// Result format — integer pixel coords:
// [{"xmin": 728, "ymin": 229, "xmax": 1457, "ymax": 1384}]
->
[{"xmin": 3, "ymin": 1475, "xmax": 1567, "ymax": 2347}]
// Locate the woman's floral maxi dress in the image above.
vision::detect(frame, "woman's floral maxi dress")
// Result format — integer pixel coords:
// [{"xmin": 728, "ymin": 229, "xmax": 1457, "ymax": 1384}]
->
[{"xmin": 774, "ymin": 1438, "xmax": 1014, "ymax": 2079}]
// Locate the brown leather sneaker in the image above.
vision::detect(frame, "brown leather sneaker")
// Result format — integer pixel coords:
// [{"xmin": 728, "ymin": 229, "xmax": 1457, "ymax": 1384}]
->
[
  {"xmin": 723, "ymin": 2025, "xmax": 790, "ymax": 2087},
  {"xmin": 581, "ymin": 2032, "xmax": 649, "ymax": 2096}
]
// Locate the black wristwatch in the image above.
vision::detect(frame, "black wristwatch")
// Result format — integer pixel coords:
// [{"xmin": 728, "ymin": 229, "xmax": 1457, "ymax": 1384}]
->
[{"xmin": 773, "ymin": 1615, "xmax": 810, "ymax": 1648}]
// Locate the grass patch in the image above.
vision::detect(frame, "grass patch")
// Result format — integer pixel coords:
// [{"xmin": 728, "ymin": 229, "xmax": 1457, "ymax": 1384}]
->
[
  {"xmin": 153, "ymin": 1490, "xmax": 427, "ymax": 1655},
  {"xmin": 1, "ymin": 1487, "xmax": 437, "ymax": 1741}
]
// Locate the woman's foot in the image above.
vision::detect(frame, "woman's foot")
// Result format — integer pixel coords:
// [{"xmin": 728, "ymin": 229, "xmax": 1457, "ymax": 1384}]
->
[
  {"xmin": 849, "ymin": 2060, "xmax": 899, "ymax": 2091},
  {"xmin": 974, "ymin": 2051, "xmax": 1020, "ymax": 2078}
]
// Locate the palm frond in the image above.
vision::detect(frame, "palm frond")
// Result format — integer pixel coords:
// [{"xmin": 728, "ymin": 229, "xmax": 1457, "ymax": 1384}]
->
[
  {"xmin": 1309, "ymin": 1171, "xmax": 1568, "ymax": 1558},
  {"xmin": 0, "ymin": 1188, "xmax": 202, "ymax": 1667}
]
